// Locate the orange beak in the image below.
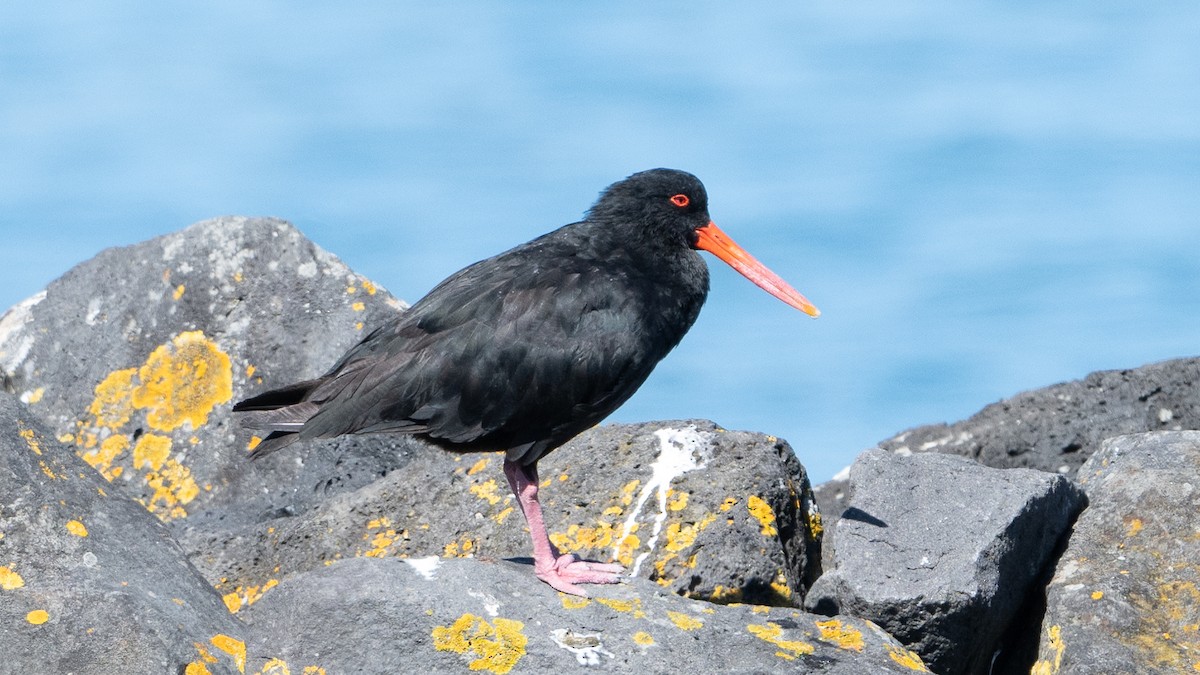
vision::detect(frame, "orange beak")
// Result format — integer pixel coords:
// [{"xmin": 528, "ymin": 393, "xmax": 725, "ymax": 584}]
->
[{"xmin": 694, "ymin": 222, "xmax": 820, "ymax": 317}]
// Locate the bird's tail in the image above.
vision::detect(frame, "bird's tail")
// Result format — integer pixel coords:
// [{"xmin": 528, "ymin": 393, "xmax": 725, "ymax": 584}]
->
[{"xmin": 233, "ymin": 379, "xmax": 323, "ymax": 458}]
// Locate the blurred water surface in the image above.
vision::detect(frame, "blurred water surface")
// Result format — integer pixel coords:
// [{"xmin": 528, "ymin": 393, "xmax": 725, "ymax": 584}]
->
[{"xmin": 3, "ymin": 2, "xmax": 1198, "ymax": 479}]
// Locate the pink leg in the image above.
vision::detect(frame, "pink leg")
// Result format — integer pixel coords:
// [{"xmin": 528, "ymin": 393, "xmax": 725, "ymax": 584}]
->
[{"xmin": 503, "ymin": 459, "xmax": 624, "ymax": 596}]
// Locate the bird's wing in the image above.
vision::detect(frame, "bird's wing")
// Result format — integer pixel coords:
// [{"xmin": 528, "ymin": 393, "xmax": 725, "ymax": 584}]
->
[{"xmin": 296, "ymin": 243, "xmax": 669, "ymax": 449}]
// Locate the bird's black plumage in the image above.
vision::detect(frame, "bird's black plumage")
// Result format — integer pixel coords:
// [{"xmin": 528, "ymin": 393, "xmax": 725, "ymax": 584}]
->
[
  {"xmin": 234, "ymin": 168, "xmax": 818, "ymax": 596},
  {"xmin": 235, "ymin": 168, "xmax": 712, "ymax": 465}
]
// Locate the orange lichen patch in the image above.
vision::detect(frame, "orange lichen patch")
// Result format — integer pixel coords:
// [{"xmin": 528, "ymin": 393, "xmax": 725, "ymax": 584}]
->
[
  {"xmin": 807, "ymin": 510, "xmax": 824, "ymax": 540},
  {"xmin": 184, "ymin": 663, "xmax": 212, "ymax": 675},
  {"xmin": 248, "ymin": 436, "xmax": 262, "ymax": 452},
  {"xmin": 257, "ymin": 659, "xmax": 290, "ymax": 675},
  {"xmin": 710, "ymin": 585, "xmax": 744, "ymax": 603},
  {"xmin": 362, "ymin": 514, "xmax": 400, "ymax": 557},
  {"xmin": 886, "ymin": 643, "xmax": 931, "ymax": 671},
  {"xmin": 720, "ymin": 496, "xmax": 738, "ymax": 512},
  {"xmin": 747, "ymin": 622, "xmax": 814, "ymax": 658},
  {"xmin": 142, "ymin": 454, "xmax": 200, "ymax": 520},
  {"xmin": 25, "ymin": 387, "xmax": 45, "ymax": 404},
  {"xmin": 351, "ymin": 301, "xmax": 366, "ymax": 312},
  {"xmin": 133, "ymin": 433, "xmax": 173, "ymax": 471},
  {"xmin": 561, "ymin": 596, "xmax": 591, "ymax": 610},
  {"xmin": 173, "ymin": 284, "xmax": 186, "ymax": 300},
  {"xmin": 80, "ymin": 434, "xmax": 130, "ymax": 481},
  {"xmin": 492, "ymin": 506, "xmax": 514, "ymax": 525},
  {"xmin": 65, "ymin": 520, "xmax": 89, "ymax": 537},
  {"xmin": 88, "ymin": 368, "xmax": 138, "ymax": 429},
  {"xmin": 222, "ymin": 580, "xmax": 279, "ymax": 614},
  {"xmin": 770, "ymin": 570, "xmax": 792, "ymax": 602},
  {"xmin": 131, "ymin": 331, "xmax": 233, "ymax": 432},
  {"xmin": 668, "ymin": 611, "xmax": 703, "ymax": 631},
  {"xmin": 211, "ymin": 634, "xmax": 247, "ymax": 673},
  {"xmin": 747, "ymin": 496, "xmax": 778, "ymax": 537},
  {"xmin": 432, "ymin": 613, "xmax": 527, "ymax": 674},
  {"xmin": 633, "ymin": 631, "xmax": 655, "ymax": 646},
  {"xmin": 361, "ymin": 279, "xmax": 378, "ymax": 295},
  {"xmin": 595, "ymin": 597, "xmax": 647, "ymax": 619},
  {"xmin": 467, "ymin": 457, "xmax": 491, "ymax": 475},
  {"xmin": 667, "ymin": 490, "xmax": 689, "ymax": 512},
  {"xmin": 245, "ymin": 364, "xmax": 256, "ymax": 377},
  {"xmin": 470, "ymin": 479, "xmax": 504, "ymax": 506},
  {"xmin": 0, "ymin": 566, "xmax": 25, "ymax": 590},
  {"xmin": 18, "ymin": 421, "xmax": 44, "ymax": 456},
  {"xmin": 620, "ymin": 479, "xmax": 641, "ymax": 506},
  {"xmin": 443, "ymin": 536, "xmax": 476, "ymax": 558},
  {"xmin": 1126, "ymin": 517, "xmax": 1144, "ymax": 537},
  {"xmin": 1092, "ymin": 590, "xmax": 1104, "ymax": 600},
  {"xmin": 816, "ymin": 619, "xmax": 864, "ymax": 651},
  {"xmin": 551, "ymin": 520, "xmax": 626, "ymax": 560},
  {"xmin": 26, "ymin": 609, "xmax": 50, "ymax": 625}
]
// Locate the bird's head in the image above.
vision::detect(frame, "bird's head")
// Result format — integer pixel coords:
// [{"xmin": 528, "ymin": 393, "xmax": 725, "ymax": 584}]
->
[{"xmin": 590, "ymin": 168, "xmax": 820, "ymax": 317}]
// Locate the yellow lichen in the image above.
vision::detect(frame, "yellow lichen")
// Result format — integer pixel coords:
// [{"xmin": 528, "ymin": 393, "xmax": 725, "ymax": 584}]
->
[
  {"xmin": 26, "ymin": 609, "xmax": 50, "ymax": 625},
  {"xmin": 210, "ymin": 634, "xmax": 247, "ymax": 673},
  {"xmin": 720, "ymin": 496, "xmax": 738, "ymax": 512},
  {"xmin": 184, "ymin": 663, "xmax": 212, "ymax": 675},
  {"xmin": 0, "ymin": 566, "xmax": 25, "ymax": 590},
  {"xmin": 815, "ymin": 619, "xmax": 864, "ymax": 651},
  {"xmin": 222, "ymin": 580, "xmax": 279, "ymax": 613},
  {"xmin": 747, "ymin": 495, "xmax": 778, "ymax": 537},
  {"xmin": 173, "ymin": 284, "xmax": 186, "ymax": 300},
  {"xmin": 886, "ymin": 643, "xmax": 931, "ymax": 671},
  {"xmin": 80, "ymin": 434, "xmax": 130, "ymax": 481},
  {"xmin": 131, "ymin": 331, "xmax": 233, "ymax": 431},
  {"xmin": 361, "ymin": 280, "xmax": 377, "ymax": 295},
  {"xmin": 142, "ymin": 454, "xmax": 200, "ymax": 520},
  {"xmin": 668, "ymin": 610, "xmax": 704, "ymax": 631},
  {"xmin": 560, "ymin": 596, "xmax": 591, "ymax": 610},
  {"xmin": 432, "ymin": 614, "xmax": 527, "ymax": 674},
  {"xmin": 807, "ymin": 510, "xmax": 824, "ymax": 540},
  {"xmin": 26, "ymin": 387, "xmax": 45, "ymax": 404},
  {"xmin": 668, "ymin": 491, "xmax": 689, "ymax": 511},
  {"xmin": 88, "ymin": 369, "xmax": 137, "ymax": 429},
  {"xmin": 467, "ymin": 457, "xmax": 490, "ymax": 475},
  {"xmin": 351, "ymin": 301, "xmax": 365, "ymax": 312},
  {"xmin": 132, "ymin": 433, "xmax": 172, "ymax": 471},
  {"xmin": 747, "ymin": 622, "xmax": 814, "ymax": 658},
  {"xmin": 65, "ymin": 520, "xmax": 89, "ymax": 537},
  {"xmin": 633, "ymin": 631, "xmax": 655, "ymax": 646},
  {"xmin": 470, "ymin": 478, "xmax": 504, "ymax": 505},
  {"xmin": 18, "ymin": 422, "xmax": 44, "ymax": 456}
]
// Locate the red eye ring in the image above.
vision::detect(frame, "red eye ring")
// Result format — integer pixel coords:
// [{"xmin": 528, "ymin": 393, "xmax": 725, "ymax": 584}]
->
[{"xmin": 670, "ymin": 194, "xmax": 690, "ymax": 208}]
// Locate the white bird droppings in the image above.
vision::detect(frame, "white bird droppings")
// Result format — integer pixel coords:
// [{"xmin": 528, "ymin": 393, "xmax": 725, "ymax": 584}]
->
[
  {"xmin": 614, "ymin": 425, "xmax": 710, "ymax": 576},
  {"xmin": 404, "ymin": 555, "xmax": 441, "ymax": 580}
]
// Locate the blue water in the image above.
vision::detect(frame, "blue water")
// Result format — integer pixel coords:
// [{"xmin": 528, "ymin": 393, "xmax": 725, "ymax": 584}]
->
[{"xmin": 3, "ymin": 3, "xmax": 1198, "ymax": 480}]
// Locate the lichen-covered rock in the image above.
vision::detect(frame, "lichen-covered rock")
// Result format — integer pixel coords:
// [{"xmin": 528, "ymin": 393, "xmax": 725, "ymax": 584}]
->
[
  {"xmin": 1032, "ymin": 431, "xmax": 1200, "ymax": 674},
  {"xmin": 240, "ymin": 555, "xmax": 929, "ymax": 674},
  {"xmin": 0, "ymin": 392, "xmax": 248, "ymax": 675},
  {"xmin": 878, "ymin": 357, "xmax": 1200, "ymax": 476},
  {"xmin": 806, "ymin": 449, "xmax": 1085, "ymax": 675},
  {"xmin": 0, "ymin": 216, "xmax": 406, "ymax": 535},
  {"xmin": 186, "ymin": 419, "xmax": 822, "ymax": 613}
]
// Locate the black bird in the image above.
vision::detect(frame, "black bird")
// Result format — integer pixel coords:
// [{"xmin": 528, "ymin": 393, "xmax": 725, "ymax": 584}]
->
[{"xmin": 234, "ymin": 168, "xmax": 819, "ymax": 595}]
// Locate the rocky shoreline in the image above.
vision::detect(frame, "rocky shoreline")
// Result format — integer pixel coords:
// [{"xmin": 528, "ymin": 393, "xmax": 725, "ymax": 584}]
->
[{"xmin": 2, "ymin": 217, "xmax": 1197, "ymax": 674}]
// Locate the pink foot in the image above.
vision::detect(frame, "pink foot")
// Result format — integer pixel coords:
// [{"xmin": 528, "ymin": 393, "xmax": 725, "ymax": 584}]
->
[
  {"xmin": 504, "ymin": 458, "xmax": 626, "ymax": 597},
  {"xmin": 535, "ymin": 553, "xmax": 625, "ymax": 597}
]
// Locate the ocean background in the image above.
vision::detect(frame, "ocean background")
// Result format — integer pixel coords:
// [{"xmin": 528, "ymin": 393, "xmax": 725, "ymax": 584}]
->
[{"xmin": 3, "ymin": 2, "xmax": 1197, "ymax": 481}]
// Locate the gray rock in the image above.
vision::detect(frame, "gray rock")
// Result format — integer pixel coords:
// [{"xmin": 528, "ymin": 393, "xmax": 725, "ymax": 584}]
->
[
  {"xmin": 186, "ymin": 419, "xmax": 823, "ymax": 612},
  {"xmin": 0, "ymin": 392, "xmax": 247, "ymax": 675},
  {"xmin": 240, "ymin": 555, "xmax": 929, "ymax": 674},
  {"xmin": 805, "ymin": 449, "xmax": 1085, "ymax": 675},
  {"xmin": 1033, "ymin": 431, "xmax": 1200, "ymax": 674},
  {"xmin": 0, "ymin": 216, "xmax": 407, "ymax": 536},
  {"xmin": 878, "ymin": 357, "xmax": 1200, "ymax": 476}
]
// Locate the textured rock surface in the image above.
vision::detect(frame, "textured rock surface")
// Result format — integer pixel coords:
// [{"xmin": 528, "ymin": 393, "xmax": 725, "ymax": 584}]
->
[
  {"xmin": 1032, "ymin": 431, "xmax": 1200, "ymax": 674},
  {"xmin": 240, "ymin": 555, "xmax": 929, "ymax": 674},
  {"xmin": 878, "ymin": 358, "xmax": 1200, "ymax": 476},
  {"xmin": 187, "ymin": 419, "xmax": 822, "ymax": 612},
  {"xmin": 0, "ymin": 216, "xmax": 406, "ymax": 536},
  {"xmin": 806, "ymin": 449, "xmax": 1085, "ymax": 675},
  {"xmin": 0, "ymin": 393, "xmax": 248, "ymax": 675}
]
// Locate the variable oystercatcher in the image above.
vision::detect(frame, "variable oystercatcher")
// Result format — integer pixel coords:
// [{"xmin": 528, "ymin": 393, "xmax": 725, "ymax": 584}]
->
[{"xmin": 234, "ymin": 168, "xmax": 819, "ymax": 595}]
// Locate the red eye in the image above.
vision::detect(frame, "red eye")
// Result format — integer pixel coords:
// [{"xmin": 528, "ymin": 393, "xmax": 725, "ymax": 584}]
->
[{"xmin": 670, "ymin": 194, "xmax": 690, "ymax": 208}]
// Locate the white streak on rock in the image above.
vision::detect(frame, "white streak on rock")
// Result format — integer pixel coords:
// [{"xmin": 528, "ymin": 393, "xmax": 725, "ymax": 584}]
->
[
  {"xmin": 468, "ymin": 590, "xmax": 500, "ymax": 617},
  {"xmin": 550, "ymin": 629, "xmax": 613, "ymax": 666},
  {"xmin": 614, "ymin": 425, "xmax": 710, "ymax": 577},
  {"xmin": 404, "ymin": 555, "xmax": 441, "ymax": 580}
]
